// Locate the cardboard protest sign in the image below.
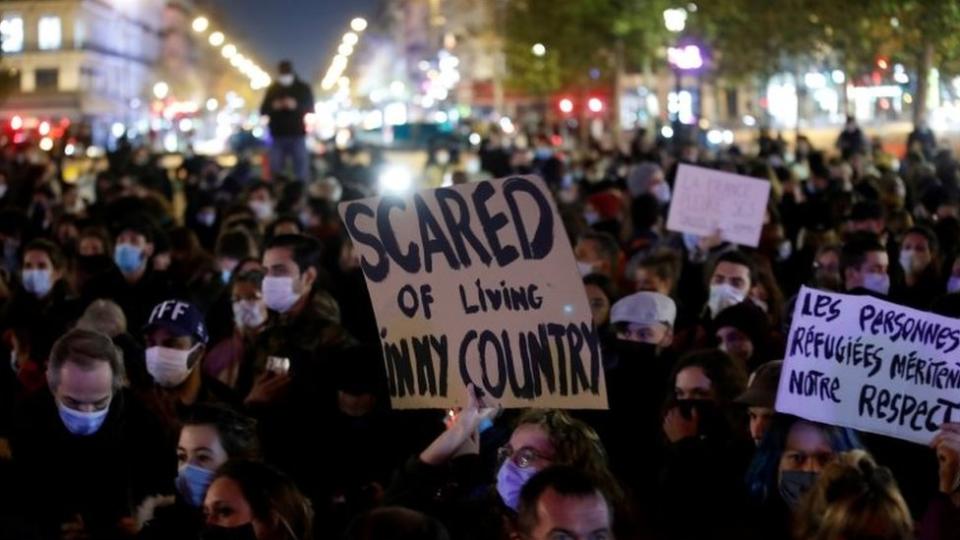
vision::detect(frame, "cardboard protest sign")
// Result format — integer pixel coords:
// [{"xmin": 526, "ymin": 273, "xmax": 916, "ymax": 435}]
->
[
  {"xmin": 777, "ymin": 286, "xmax": 960, "ymax": 444},
  {"xmin": 338, "ymin": 176, "xmax": 607, "ymax": 410},
  {"xmin": 666, "ymin": 164, "xmax": 771, "ymax": 247}
]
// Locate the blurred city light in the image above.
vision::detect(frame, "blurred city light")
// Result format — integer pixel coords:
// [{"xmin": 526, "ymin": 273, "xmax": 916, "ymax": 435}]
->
[
  {"xmin": 209, "ymin": 31, "xmax": 225, "ymax": 47},
  {"xmin": 222, "ymin": 44, "xmax": 237, "ymax": 58},
  {"xmin": 468, "ymin": 133, "xmax": 482, "ymax": 146},
  {"xmin": 111, "ymin": 122, "xmax": 125, "ymax": 138},
  {"xmin": 10, "ymin": 115, "xmax": 22, "ymax": 130},
  {"xmin": 39, "ymin": 137, "xmax": 53, "ymax": 152},
  {"xmin": 667, "ymin": 45, "xmax": 703, "ymax": 70},
  {"xmin": 379, "ymin": 165, "xmax": 414, "ymax": 194},
  {"xmin": 559, "ymin": 98, "xmax": 574, "ymax": 114},
  {"xmin": 153, "ymin": 81, "xmax": 169, "ymax": 100},
  {"xmin": 831, "ymin": 70, "xmax": 845, "ymax": 84},
  {"xmin": 206, "ymin": 98, "xmax": 219, "ymax": 111},
  {"xmin": 38, "ymin": 121, "xmax": 50, "ymax": 136},
  {"xmin": 661, "ymin": 125, "xmax": 674, "ymax": 138},
  {"xmin": 339, "ymin": 43, "xmax": 354, "ymax": 56},
  {"xmin": 351, "ymin": 17, "xmax": 368, "ymax": 32},
  {"xmin": 532, "ymin": 43, "xmax": 546, "ymax": 57},
  {"xmin": 192, "ymin": 17, "xmax": 209, "ymax": 33},
  {"xmin": 499, "ymin": 117, "xmax": 515, "ymax": 134},
  {"xmin": 343, "ymin": 32, "xmax": 359, "ymax": 46},
  {"xmin": 663, "ymin": 8, "xmax": 687, "ymax": 33},
  {"xmin": 587, "ymin": 97, "xmax": 604, "ymax": 113}
]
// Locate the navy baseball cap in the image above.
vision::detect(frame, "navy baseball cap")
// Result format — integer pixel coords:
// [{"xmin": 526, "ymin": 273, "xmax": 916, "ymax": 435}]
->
[{"xmin": 143, "ymin": 299, "xmax": 209, "ymax": 344}]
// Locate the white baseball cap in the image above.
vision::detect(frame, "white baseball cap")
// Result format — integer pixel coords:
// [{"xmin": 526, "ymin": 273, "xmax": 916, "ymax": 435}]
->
[{"xmin": 610, "ymin": 291, "xmax": 677, "ymax": 327}]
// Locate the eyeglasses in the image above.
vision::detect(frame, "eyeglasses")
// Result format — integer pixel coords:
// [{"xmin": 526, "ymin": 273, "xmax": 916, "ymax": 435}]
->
[{"xmin": 497, "ymin": 445, "xmax": 553, "ymax": 469}]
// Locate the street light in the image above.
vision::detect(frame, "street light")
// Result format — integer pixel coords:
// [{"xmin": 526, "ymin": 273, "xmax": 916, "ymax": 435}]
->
[
  {"xmin": 558, "ymin": 98, "xmax": 574, "ymax": 114},
  {"xmin": 663, "ymin": 8, "xmax": 687, "ymax": 33},
  {"xmin": 342, "ymin": 32, "xmax": 359, "ymax": 46},
  {"xmin": 153, "ymin": 81, "xmax": 169, "ymax": 100},
  {"xmin": 221, "ymin": 43, "xmax": 237, "ymax": 59},
  {"xmin": 532, "ymin": 43, "xmax": 546, "ymax": 57},
  {"xmin": 338, "ymin": 43, "xmax": 354, "ymax": 56},
  {"xmin": 351, "ymin": 17, "xmax": 368, "ymax": 32},
  {"xmin": 587, "ymin": 97, "xmax": 604, "ymax": 113},
  {"xmin": 192, "ymin": 16, "xmax": 209, "ymax": 33},
  {"xmin": 209, "ymin": 31, "xmax": 225, "ymax": 46}
]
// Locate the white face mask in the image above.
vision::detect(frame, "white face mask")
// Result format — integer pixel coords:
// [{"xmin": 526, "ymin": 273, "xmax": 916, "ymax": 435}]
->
[
  {"xmin": 708, "ymin": 283, "xmax": 746, "ymax": 318},
  {"xmin": 233, "ymin": 299, "xmax": 268, "ymax": 329},
  {"xmin": 278, "ymin": 74, "xmax": 295, "ymax": 86},
  {"xmin": 862, "ymin": 272, "xmax": 890, "ymax": 296},
  {"xmin": 146, "ymin": 344, "xmax": 200, "ymax": 387},
  {"xmin": 899, "ymin": 250, "xmax": 928, "ymax": 275},
  {"xmin": 22, "ymin": 269, "xmax": 53, "ymax": 297},
  {"xmin": 0, "ymin": 184, "xmax": 8, "ymax": 198},
  {"xmin": 262, "ymin": 276, "xmax": 302, "ymax": 314},
  {"xmin": 948, "ymin": 276, "xmax": 960, "ymax": 294},
  {"xmin": 577, "ymin": 261, "xmax": 596, "ymax": 277},
  {"xmin": 248, "ymin": 200, "xmax": 274, "ymax": 222},
  {"xmin": 650, "ymin": 182, "xmax": 671, "ymax": 204}
]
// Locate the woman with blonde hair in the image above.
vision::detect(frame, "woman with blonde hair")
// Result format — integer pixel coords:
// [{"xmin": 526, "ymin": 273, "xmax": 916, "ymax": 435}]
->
[{"xmin": 794, "ymin": 450, "xmax": 913, "ymax": 540}]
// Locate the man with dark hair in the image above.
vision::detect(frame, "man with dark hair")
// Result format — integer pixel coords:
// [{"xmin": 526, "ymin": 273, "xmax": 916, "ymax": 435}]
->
[
  {"xmin": 10, "ymin": 329, "xmax": 173, "ymax": 539},
  {"xmin": 516, "ymin": 467, "xmax": 614, "ymax": 540},
  {"xmin": 841, "ymin": 232, "xmax": 890, "ymax": 296},
  {"xmin": 705, "ymin": 250, "xmax": 756, "ymax": 319},
  {"xmin": 260, "ymin": 60, "xmax": 315, "ymax": 182},
  {"xmin": 575, "ymin": 231, "xmax": 621, "ymax": 279},
  {"xmin": 242, "ymin": 234, "xmax": 351, "ymax": 500}
]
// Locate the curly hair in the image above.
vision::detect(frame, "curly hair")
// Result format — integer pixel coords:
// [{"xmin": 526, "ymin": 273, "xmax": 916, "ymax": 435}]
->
[
  {"xmin": 513, "ymin": 409, "xmax": 620, "ymax": 501},
  {"xmin": 794, "ymin": 450, "xmax": 913, "ymax": 540}
]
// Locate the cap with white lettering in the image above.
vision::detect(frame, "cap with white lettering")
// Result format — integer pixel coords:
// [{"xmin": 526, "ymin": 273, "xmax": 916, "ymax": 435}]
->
[
  {"xmin": 610, "ymin": 292, "xmax": 676, "ymax": 328},
  {"xmin": 143, "ymin": 299, "xmax": 209, "ymax": 344}
]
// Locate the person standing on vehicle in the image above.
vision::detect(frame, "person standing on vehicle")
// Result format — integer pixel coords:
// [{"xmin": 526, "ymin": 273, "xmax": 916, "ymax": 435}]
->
[{"xmin": 260, "ymin": 60, "xmax": 314, "ymax": 182}]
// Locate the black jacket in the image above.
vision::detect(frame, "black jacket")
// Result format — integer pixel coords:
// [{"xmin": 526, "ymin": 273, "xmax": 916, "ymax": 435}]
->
[
  {"xmin": 259, "ymin": 79, "xmax": 314, "ymax": 138},
  {"xmin": 10, "ymin": 389, "xmax": 175, "ymax": 539}
]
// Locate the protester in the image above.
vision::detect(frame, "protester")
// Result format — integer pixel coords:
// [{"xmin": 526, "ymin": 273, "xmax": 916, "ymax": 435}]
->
[
  {"xmin": 260, "ymin": 60, "xmax": 315, "ymax": 182},
  {"xmin": 745, "ymin": 414, "xmax": 863, "ymax": 538},
  {"xmin": 711, "ymin": 300, "xmax": 772, "ymax": 372},
  {"xmin": 734, "ymin": 360, "xmax": 783, "ymax": 446},
  {"xmin": 205, "ymin": 267, "xmax": 268, "ymax": 388},
  {"xmin": 10, "ymin": 329, "xmax": 174, "ymax": 539},
  {"xmin": 203, "ymin": 459, "xmax": 314, "ymax": 540},
  {"xmin": 515, "ymin": 466, "xmax": 615, "ymax": 540},
  {"xmin": 794, "ymin": 450, "xmax": 913, "ymax": 540},
  {"xmin": 574, "ymin": 231, "xmax": 620, "ymax": 279}
]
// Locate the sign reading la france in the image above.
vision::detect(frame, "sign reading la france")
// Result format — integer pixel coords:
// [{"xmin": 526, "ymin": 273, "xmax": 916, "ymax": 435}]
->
[
  {"xmin": 666, "ymin": 164, "xmax": 771, "ymax": 247},
  {"xmin": 338, "ymin": 176, "xmax": 607, "ymax": 410},
  {"xmin": 777, "ymin": 286, "xmax": 960, "ymax": 445}
]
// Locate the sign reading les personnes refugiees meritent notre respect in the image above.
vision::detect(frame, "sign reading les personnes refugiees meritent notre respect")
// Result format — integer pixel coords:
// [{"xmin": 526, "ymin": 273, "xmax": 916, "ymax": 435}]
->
[
  {"xmin": 338, "ymin": 176, "xmax": 608, "ymax": 410},
  {"xmin": 777, "ymin": 286, "xmax": 960, "ymax": 444}
]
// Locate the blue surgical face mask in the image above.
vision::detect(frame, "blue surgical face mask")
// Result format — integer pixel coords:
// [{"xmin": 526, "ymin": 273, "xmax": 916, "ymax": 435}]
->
[
  {"xmin": 197, "ymin": 211, "xmax": 217, "ymax": 227},
  {"xmin": 57, "ymin": 400, "xmax": 110, "ymax": 436},
  {"xmin": 862, "ymin": 272, "xmax": 890, "ymax": 296},
  {"xmin": 779, "ymin": 470, "xmax": 819, "ymax": 509},
  {"xmin": 221, "ymin": 269, "xmax": 232, "ymax": 285},
  {"xmin": 948, "ymin": 276, "xmax": 960, "ymax": 294},
  {"xmin": 22, "ymin": 269, "xmax": 53, "ymax": 297},
  {"xmin": 496, "ymin": 460, "xmax": 540, "ymax": 511},
  {"xmin": 114, "ymin": 243, "xmax": 144, "ymax": 275},
  {"xmin": 177, "ymin": 464, "xmax": 216, "ymax": 507}
]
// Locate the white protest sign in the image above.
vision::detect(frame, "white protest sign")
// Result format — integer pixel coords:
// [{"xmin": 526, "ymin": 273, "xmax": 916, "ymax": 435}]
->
[
  {"xmin": 338, "ymin": 176, "xmax": 607, "ymax": 410},
  {"xmin": 777, "ymin": 286, "xmax": 960, "ymax": 445},
  {"xmin": 666, "ymin": 164, "xmax": 771, "ymax": 247}
]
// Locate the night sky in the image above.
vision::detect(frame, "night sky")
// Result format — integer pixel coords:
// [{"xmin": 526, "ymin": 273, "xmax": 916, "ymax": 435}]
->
[{"xmin": 208, "ymin": 0, "xmax": 380, "ymax": 83}]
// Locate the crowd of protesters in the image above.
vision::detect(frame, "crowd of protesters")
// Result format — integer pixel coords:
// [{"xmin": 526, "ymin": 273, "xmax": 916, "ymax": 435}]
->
[{"xmin": 0, "ymin": 114, "xmax": 958, "ymax": 540}]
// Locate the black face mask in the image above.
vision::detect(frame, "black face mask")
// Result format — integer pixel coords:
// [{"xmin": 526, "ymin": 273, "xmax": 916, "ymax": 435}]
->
[
  {"xmin": 613, "ymin": 340, "xmax": 658, "ymax": 363},
  {"xmin": 667, "ymin": 398, "xmax": 725, "ymax": 436},
  {"xmin": 200, "ymin": 523, "xmax": 258, "ymax": 540}
]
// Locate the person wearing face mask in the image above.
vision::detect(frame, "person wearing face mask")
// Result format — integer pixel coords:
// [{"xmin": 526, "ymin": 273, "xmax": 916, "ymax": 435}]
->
[
  {"xmin": 260, "ymin": 60, "xmax": 314, "ymax": 182},
  {"xmin": 573, "ymin": 231, "xmax": 621, "ymax": 280},
  {"xmin": 599, "ymin": 291, "xmax": 678, "ymax": 501},
  {"xmin": 140, "ymin": 299, "xmax": 239, "ymax": 439},
  {"xmin": 246, "ymin": 182, "xmax": 276, "ymax": 225},
  {"xmin": 657, "ymin": 350, "xmax": 753, "ymax": 539},
  {"xmin": 205, "ymin": 268, "xmax": 268, "ymax": 389},
  {"xmin": 841, "ymin": 232, "xmax": 891, "ymax": 298},
  {"xmin": 809, "ymin": 244, "xmax": 843, "ymax": 291},
  {"xmin": 241, "ymin": 234, "xmax": 351, "ymax": 498},
  {"xmin": 84, "ymin": 222, "xmax": 174, "ymax": 331},
  {"xmin": 671, "ymin": 250, "xmax": 756, "ymax": 354},
  {"xmin": 139, "ymin": 404, "xmax": 260, "ymax": 540},
  {"xmin": 9, "ymin": 329, "xmax": 173, "ymax": 539},
  {"xmin": 203, "ymin": 460, "xmax": 314, "ymax": 540},
  {"xmin": 385, "ymin": 390, "xmax": 620, "ymax": 540},
  {"xmin": 892, "ymin": 226, "xmax": 942, "ymax": 309},
  {"xmin": 2, "ymin": 240, "xmax": 81, "ymax": 386},
  {"xmin": 744, "ymin": 414, "xmax": 863, "ymax": 539}
]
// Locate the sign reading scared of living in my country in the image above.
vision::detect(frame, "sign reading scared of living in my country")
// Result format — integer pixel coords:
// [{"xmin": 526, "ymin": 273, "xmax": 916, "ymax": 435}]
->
[
  {"xmin": 666, "ymin": 163, "xmax": 771, "ymax": 247},
  {"xmin": 338, "ymin": 176, "xmax": 607, "ymax": 409},
  {"xmin": 777, "ymin": 286, "xmax": 960, "ymax": 444}
]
